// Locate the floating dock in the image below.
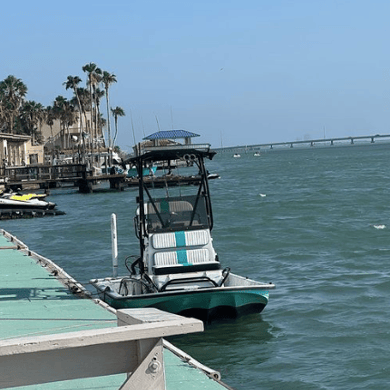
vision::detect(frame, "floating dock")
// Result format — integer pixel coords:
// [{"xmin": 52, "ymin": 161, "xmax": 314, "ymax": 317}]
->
[
  {"xmin": 0, "ymin": 208, "xmax": 65, "ymax": 220},
  {"xmin": 0, "ymin": 230, "xmax": 231, "ymax": 389}
]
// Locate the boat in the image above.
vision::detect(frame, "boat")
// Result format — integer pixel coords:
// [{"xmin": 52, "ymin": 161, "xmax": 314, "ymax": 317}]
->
[
  {"xmin": 127, "ymin": 166, "xmax": 157, "ymax": 178},
  {"xmin": 0, "ymin": 189, "xmax": 56, "ymax": 210},
  {"xmin": 207, "ymin": 172, "xmax": 220, "ymax": 180},
  {"xmin": 233, "ymin": 153, "xmax": 241, "ymax": 158},
  {"xmin": 90, "ymin": 143, "xmax": 274, "ymax": 322},
  {"xmin": 254, "ymin": 152, "xmax": 261, "ymax": 157}
]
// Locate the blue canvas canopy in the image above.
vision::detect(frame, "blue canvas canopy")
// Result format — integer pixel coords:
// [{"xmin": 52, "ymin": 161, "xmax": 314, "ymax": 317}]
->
[{"xmin": 143, "ymin": 130, "xmax": 200, "ymax": 140}]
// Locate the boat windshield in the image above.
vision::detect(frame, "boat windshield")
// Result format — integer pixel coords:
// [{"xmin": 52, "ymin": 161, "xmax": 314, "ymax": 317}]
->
[{"xmin": 144, "ymin": 194, "xmax": 210, "ymax": 233}]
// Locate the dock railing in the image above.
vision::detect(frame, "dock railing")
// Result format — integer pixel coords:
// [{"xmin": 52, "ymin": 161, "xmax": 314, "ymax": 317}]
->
[
  {"xmin": 0, "ymin": 163, "xmax": 127, "ymax": 193},
  {"xmin": 0, "ymin": 308, "xmax": 204, "ymax": 389},
  {"xmin": 4, "ymin": 163, "xmax": 86, "ymax": 183}
]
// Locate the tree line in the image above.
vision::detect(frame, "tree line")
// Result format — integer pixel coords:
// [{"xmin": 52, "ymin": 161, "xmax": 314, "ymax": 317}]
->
[{"xmin": 0, "ymin": 62, "xmax": 125, "ymax": 153}]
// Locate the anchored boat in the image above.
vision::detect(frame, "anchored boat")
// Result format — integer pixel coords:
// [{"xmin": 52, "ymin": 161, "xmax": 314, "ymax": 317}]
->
[{"xmin": 90, "ymin": 143, "xmax": 274, "ymax": 322}]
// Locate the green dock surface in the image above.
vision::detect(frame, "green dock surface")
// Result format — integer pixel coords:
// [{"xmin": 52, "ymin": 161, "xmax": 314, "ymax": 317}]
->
[{"xmin": 0, "ymin": 232, "xmax": 230, "ymax": 389}]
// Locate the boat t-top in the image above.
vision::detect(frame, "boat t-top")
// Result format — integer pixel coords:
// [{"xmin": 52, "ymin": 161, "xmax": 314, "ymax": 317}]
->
[{"xmin": 91, "ymin": 142, "xmax": 274, "ymax": 322}]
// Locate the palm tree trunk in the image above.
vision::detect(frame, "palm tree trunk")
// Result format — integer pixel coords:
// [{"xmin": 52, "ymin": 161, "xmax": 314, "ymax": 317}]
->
[{"xmin": 105, "ymin": 91, "xmax": 111, "ymax": 165}]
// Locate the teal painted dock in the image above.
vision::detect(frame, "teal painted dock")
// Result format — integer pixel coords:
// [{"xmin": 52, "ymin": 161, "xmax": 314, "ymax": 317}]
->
[{"xmin": 0, "ymin": 230, "xmax": 231, "ymax": 389}]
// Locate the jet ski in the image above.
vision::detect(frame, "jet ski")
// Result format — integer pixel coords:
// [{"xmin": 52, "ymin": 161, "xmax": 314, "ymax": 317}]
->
[{"xmin": 0, "ymin": 189, "xmax": 56, "ymax": 210}]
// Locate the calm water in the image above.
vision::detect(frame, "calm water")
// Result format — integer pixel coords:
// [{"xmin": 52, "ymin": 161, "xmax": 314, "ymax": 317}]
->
[{"xmin": 2, "ymin": 143, "xmax": 390, "ymax": 389}]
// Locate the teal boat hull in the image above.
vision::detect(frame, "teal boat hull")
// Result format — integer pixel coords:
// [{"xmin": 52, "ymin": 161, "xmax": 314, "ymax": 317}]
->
[{"xmin": 95, "ymin": 285, "xmax": 270, "ymax": 322}]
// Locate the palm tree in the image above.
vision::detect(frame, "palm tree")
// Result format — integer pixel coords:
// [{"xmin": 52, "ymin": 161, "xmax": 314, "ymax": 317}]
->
[
  {"xmin": 101, "ymin": 71, "xmax": 117, "ymax": 155},
  {"xmin": 45, "ymin": 105, "xmax": 55, "ymax": 140},
  {"xmin": 44, "ymin": 105, "xmax": 56, "ymax": 158},
  {"xmin": 111, "ymin": 106, "xmax": 125, "ymax": 146},
  {"xmin": 0, "ymin": 103, "xmax": 4, "ymax": 131},
  {"xmin": 0, "ymin": 75, "xmax": 28, "ymax": 133},
  {"xmin": 60, "ymin": 100, "xmax": 76, "ymax": 149},
  {"xmin": 53, "ymin": 95, "xmax": 68, "ymax": 149},
  {"xmin": 75, "ymin": 87, "xmax": 91, "ymax": 152},
  {"xmin": 63, "ymin": 76, "xmax": 83, "ymax": 150},
  {"xmin": 19, "ymin": 100, "xmax": 45, "ymax": 144},
  {"xmin": 92, "ymin": 87, "xmax": 105, "ymax": 151},
  {"xmin": 83, "ymin": 63, "xmax": 102, "ymax": 150}
]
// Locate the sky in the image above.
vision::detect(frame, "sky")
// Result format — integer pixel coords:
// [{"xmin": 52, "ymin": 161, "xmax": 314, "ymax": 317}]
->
[{"xmin": 2, "ymin": 0, "xmax": 390, "ymax": 150}]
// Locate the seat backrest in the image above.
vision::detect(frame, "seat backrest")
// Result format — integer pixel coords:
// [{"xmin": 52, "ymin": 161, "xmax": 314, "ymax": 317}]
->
[
  {"xmin": 146, "ymin": 229, "xmax": 219, "ymax": 275},
  {"xmin": 152, "ymin": 230, "xmax": 209, "ymax": 249}
]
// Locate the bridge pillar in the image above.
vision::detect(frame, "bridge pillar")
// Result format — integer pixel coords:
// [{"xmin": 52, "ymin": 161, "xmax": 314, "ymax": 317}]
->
[
  {"xmin": 270, "ymin": 145, "xmax": 273, "ymax": 149},
  {"xmin": 330, "ymin": 140, "xmax": 334, "ymax": 146},
  {"xmin": 310, "ymin": 141, "xmax": 314, "ymax": 147},
  {"xmin": 350, "ymin": 138, "xmax": 354, "ymax": 145},
  {"xmin": 371, "ymin": 137, "xmax": 375, "ymax": 143},
  {"xmin": 290, "ymin": 143, "xmax": 293, "ymax": 148}
]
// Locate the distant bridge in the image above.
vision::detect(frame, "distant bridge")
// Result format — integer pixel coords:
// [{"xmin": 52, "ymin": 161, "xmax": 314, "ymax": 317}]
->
[{"xmin": 216, "ymin": 134, "xmax": 390, "ymax": 152}]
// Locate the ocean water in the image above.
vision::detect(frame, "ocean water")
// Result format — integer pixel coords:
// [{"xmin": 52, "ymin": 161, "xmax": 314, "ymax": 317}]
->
[{"xmin": 2, "ymin": 142, "xmax": 390, "ymax": 389}]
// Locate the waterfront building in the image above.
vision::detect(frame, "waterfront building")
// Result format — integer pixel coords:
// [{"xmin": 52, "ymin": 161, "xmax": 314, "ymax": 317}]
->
[{"xmin": 0, "ymin": 133, "xmax": 44, "ymax": 166}]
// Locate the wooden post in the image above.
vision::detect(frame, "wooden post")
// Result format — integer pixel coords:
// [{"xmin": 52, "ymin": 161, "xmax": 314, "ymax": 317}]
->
[{"xmin": 117, "ymin": 308, "xmax": 204, "ymax": 390}]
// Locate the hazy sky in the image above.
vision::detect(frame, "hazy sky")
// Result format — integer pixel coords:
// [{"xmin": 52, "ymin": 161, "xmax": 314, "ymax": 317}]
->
[{"xmin": 2, "ymin": 0, "xmax": 390, "ymax": 150}]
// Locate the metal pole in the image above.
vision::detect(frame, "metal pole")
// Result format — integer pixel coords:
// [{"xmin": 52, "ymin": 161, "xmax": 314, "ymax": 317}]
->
[{"xmin": 111, "ymin": 213, "xmax": 118, "ymax": 278}]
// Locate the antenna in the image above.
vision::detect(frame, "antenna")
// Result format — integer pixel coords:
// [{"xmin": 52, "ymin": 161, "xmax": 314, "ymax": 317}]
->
[
  {"xmin": 130, "ymin": 109, "xmax": 136, "ymax": 145},
  {"xmin": 155, "ymin": 115, "xmax": 161, "ymax": 131}
]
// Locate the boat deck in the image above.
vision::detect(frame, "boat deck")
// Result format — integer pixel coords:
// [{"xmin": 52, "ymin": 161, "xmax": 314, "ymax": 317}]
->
[{"xmin": 0, "ymin": 231, "xmax": 230, "ymax": 389}]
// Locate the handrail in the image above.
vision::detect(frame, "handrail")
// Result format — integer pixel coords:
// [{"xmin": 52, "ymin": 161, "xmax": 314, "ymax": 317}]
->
[{"xmin": 0, "ymin": 308, "xmax": 203, "ymax": 389}]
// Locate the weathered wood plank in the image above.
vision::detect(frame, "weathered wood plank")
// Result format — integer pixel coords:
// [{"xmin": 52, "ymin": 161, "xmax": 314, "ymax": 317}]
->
[
  {"xmin": 0, "ymin": 318, "xmax": 203, "ymax": 355},
  {"xmin": 0, "ymin": 340, "xmax": 137, "ymax": 388},
  {"xmin": 116, "ymin": 308, "xmax": 196, "ymax": 326},
  {"xmin": 0, "ymin": 312, "xmax": 203, "ymax": 388}
]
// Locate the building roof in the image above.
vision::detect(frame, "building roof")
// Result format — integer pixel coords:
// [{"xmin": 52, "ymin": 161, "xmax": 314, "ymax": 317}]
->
[
  {"xmin": 0, "ymin": 133, "xmax": 31, "ymax": 141},
  {"xmin": 143, "ymin": 130, "xmax": 200, "ymax": 140}
]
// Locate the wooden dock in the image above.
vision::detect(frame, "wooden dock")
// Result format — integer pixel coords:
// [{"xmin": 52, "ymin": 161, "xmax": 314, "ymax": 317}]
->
[
  {"xmin": 0, "ymin": 208, "xmax": 65, "ymax": 220},
  {"xmin": 0, "ymin": 229, "xmax": 231, "ymax": 389},
  {"xmin": 1, "ymin": 163, "xmax": 126, "ymax": 193},
  {"xmin": 0, "ymin": 164, "xmax": 217, "ymax": 193}
]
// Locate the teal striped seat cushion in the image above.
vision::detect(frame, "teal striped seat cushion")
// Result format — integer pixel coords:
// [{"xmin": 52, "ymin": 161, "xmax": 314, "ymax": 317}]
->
[
  {"xmin": 152, "ymin": 230, "xmax": 209, "ymax": 249},
  {"xmin": 154, "ymin": 248, "xmax": 211, "ymax": 267}
]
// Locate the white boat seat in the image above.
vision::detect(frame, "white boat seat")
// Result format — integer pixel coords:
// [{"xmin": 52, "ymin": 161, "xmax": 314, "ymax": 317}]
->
[
  {"xmin": 152, "ymin": 230, "xmax": 209, "ymax": 249},
  {"xmin": 154, "ymin": 248, "xmax": 210, "ymax": 267},
  {"xmin": 148, "ymin": 229, "xmax": 220, "ymax": 275}
]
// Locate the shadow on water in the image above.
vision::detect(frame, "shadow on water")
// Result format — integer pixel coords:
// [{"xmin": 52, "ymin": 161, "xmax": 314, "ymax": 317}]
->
[
  {"xmin": 170, "ymin": 312, "xmax": 274, "ymax": 342},
  {"xmin": 167, "ymin": 313, "xmax": 276, "ymax": 373}
]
